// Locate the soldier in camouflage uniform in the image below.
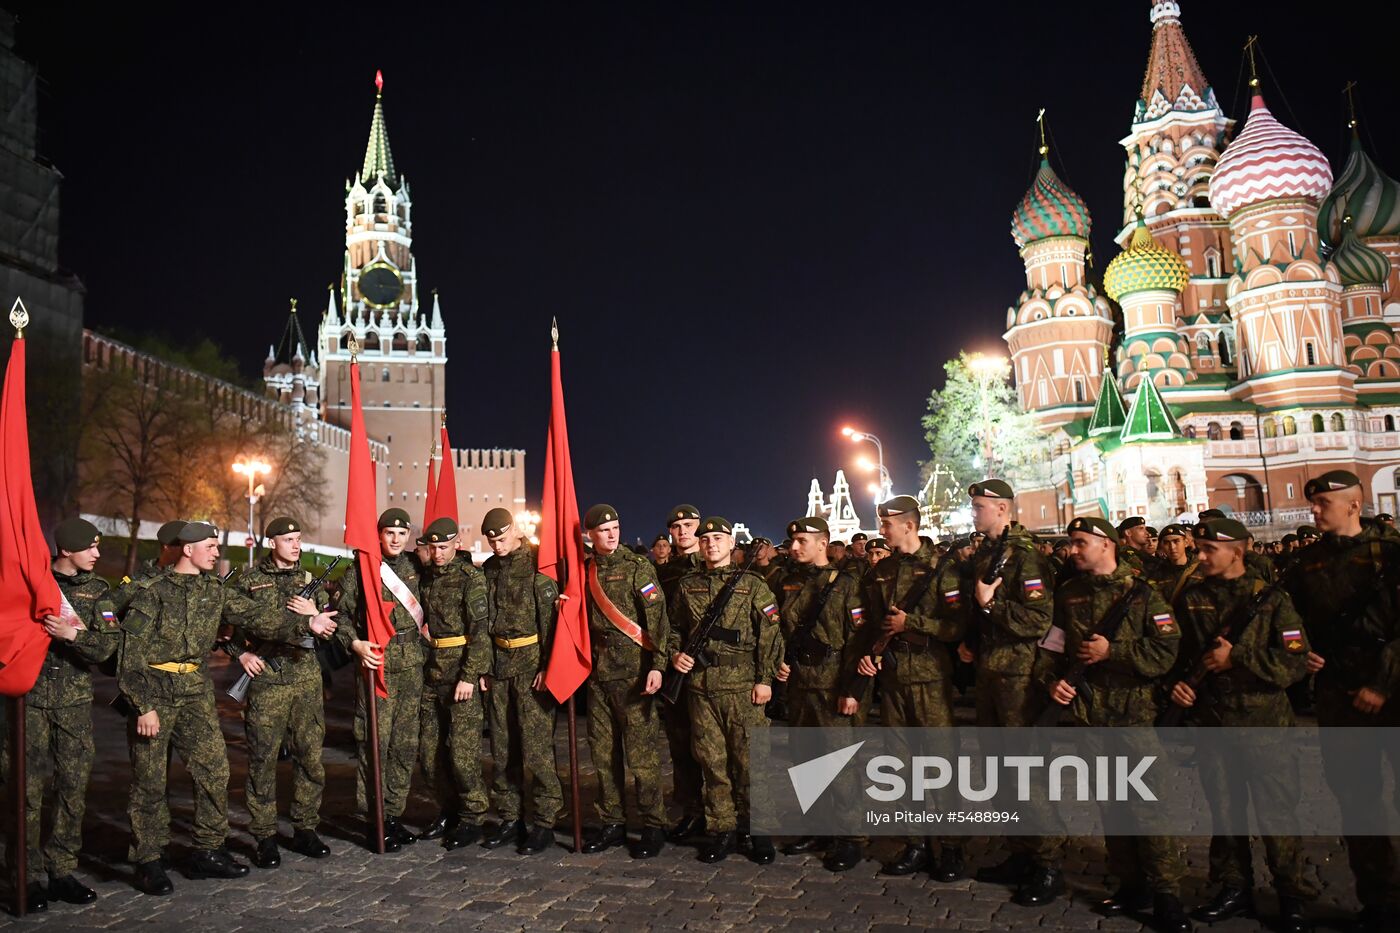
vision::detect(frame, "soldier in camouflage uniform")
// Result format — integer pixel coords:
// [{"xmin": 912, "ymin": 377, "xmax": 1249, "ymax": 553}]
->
[
  {"xmin": 1199, "ymin": 510, "xmax": 1276, "ymax": 583},
  {"xmin": 1285, "ymin": 471, "xmax": 1400, "ymax": 931},
  {"xmin": 1145, "ymin": 524, "xmax": 1199, "ymax": 603},
  {"xmin": 415, "ymin": 517, "xmax": 491, "ymax": 851},
  {"xmin": 578, "ymin": 505, "xmax": 670, "ymax": 859},
  {"xmin": 227, "ymin": 517, "xmax": 335, "ymax": 869},
  {"xmin": 110, "ymin": 520, "xmax": 187, "ymax": 616},
  {"xmin": 333, "ymin": 507, "xmax": 426, "ymax": 853},
  {"xmin": 668, "ymin": 516, "xmax": 783, "ymax": 864},
  {"xmin": 119, "ymin": 522, "xmax": 279, "ymax": 895},
  {"xmin": 478, "ymin": 507, "xmax": 563, "ymax": 855},
  {"xmin": 774, "ymin": 515, "xmax": 866, "ymax": 872},
  {"xmin": 1115, "ymin": 516, "xmax": 1160, "ymax": 576},
  {"xmin": 957, "ymin": 480, "xmax": 1065, "ymax": 905},
  {"xmin": 840, "ymin": 498, "xmax": 966, "ymax": 880},
  {"xmin": 655, "ymin": 504, "xmax": 707, "ymax": 841},
  {"xmin": 1047, "ymin": 516, "xmax": 1189, "ymax": 933},
  {"xmin": 1166, "ymin": 519, "xmax": 1313, "ymax": 933},
  {"xmin": 16, "ymin": 519, "xmax": 119, "ymax": 910}
]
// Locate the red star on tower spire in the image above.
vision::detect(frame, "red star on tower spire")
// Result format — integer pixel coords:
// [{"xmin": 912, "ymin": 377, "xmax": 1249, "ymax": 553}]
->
[{"xmin": 375, "ymin": 69, "xmax": 383, "ymax": 95}]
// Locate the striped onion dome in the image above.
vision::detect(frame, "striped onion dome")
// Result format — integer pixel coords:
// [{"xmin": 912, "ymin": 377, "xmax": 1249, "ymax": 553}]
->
[
  {"xmin": 1104, "ymin": 217, "xmax": 1190, "ymax": 301},
  {"xmin": 1330, "ymin": 219, "xmax": 1392, "ymax": 287},
  {"xmin": 1209, "ymin": 94, "xmax": 1333, "ymax": 219},
  {"xmin": 1318, "ymin": 132, "xmax": 1400, "ymax": 247},
  {"xmin": 1011, "ymin": 158, "xmax": 1092, "ymax": 248}
]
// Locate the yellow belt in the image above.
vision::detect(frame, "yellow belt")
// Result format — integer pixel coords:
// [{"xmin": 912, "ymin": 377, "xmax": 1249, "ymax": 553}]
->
[
  {"xmin": 149, "ymin": 661, "xmax": 198, "ymax": 674},
  {"xmin": 430, "ymin": 635, "xmax": 469, "ymax": 649},
  {"xmin": 493, "ymin": 634, "xmax": 539, "ymax": 649}
]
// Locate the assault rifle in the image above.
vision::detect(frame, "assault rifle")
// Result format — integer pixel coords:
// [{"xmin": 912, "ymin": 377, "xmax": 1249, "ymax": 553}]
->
[
  {"xmin": 227, "ymin": 557, "xmax": 342, "ymax": 702},
  {"xmin": 661, "ymin": 549, "xmax": 763, "ymax": 705},
  {"xmin": 845, "ymin": 551, "xmax": 946, "ymax": 704},
  {"xmin": 962, "ymin": 527, "xmax": 1012, "ymax": 656},
  {"xmin": 767, "ymin": 567, "xmax": 843, "ymax": 720},
  {"xmin": 1036, "ymin": 578, "xmax": 1151, "ymax": 727}
]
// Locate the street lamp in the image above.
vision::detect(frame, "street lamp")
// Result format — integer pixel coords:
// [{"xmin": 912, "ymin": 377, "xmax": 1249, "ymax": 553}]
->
[
  {"xmin": 842, "ymin": 425, "xmax": 893, "ymax": 526},
  {"xmin": 232, "ymin": 458, "xmax": 271, "ymax": 568},
  {"xmin": 967, "ymin": 354, "xmax": 1007, "ymax": 477}
]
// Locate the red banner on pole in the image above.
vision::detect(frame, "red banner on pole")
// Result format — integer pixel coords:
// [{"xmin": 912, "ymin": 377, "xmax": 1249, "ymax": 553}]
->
[{"xmin": 344, "ymin": 356, "xmax": 395, "ymax": 698}]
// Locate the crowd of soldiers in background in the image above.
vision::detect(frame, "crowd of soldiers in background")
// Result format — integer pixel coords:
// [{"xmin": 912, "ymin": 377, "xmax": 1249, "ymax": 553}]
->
[{"xmin": 16, "ymin": 470, "xmax": 1400, "ymax": 933}]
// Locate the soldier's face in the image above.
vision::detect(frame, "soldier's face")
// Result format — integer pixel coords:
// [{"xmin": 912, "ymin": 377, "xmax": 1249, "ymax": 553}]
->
[
  {"xmin": 651, "ymin": 540, "xmax": 671, "ymax": 562},
  {"xmin": 489, "ymin": 527, "xmax": 521, "ymax": 557},
  {"xmin": 272, "ymin": 532, "xmax": 301, "ymax": 565},
  {"xmin": 587, "ymin": 520, "xmax": 620, "ymax": 555},
  {"xmin": 426, "ymin": 541, "xmax": 455, "ymax": 566},
  {"xmin": 1144, "ymin": 536, "xmax": 1158, "ymax": 555},
  {"xmin": 64, "ymin": 543, "xmax": 100, "ymax": 573},
  {"xmin": 1123, "ymin": 526, "xmax": 1149, "ymax": 549},
  {"xmin": 669, "ymin": 518, "xmax": 700, "ymax": 551},
  {"xmin": 879, "ymin": 515, "xmax": 918, "ymax": 551},
  {"xmin": 790, "ymin": 532, "xmax": 826, "ymax": 565},
  {"xmin": 1158, "ymin": 535, "xmax": 1187, "ymax": 563},
  {"xmin": 1310, "ymin": 489, "xmax": 1359, "ymax": 533},
  {"xmin": 851, "ymin": 541, "xmax": 866, "ymax": 558},
  {"xmin": 868, "ymin": 547, "xmax": 889, "ymax": 565},
  {"xmin": 185, "ymin": 539, "xmax": 219, "ymax": 571},
  {"xmin": 1068, "ymin": 532, "xmax": 1112, "ymax": 572},
  {"xmin": 1195, "ymin": 539, "xmax": 1244, "ymax": 577},
  {"xmin": 970, "ymin": 497, "xmax": 1008, "ymax": 534},
  {"xmin": 380, "ymin": 527, "xmax": 409, "ymax": 557},
  {"xmin": 699, "ymin": 532, "xmax": 732, "ymax": 567},
  {"xmin": 827, "ymin": 543, "xmax": 846, "ymax": 562}
]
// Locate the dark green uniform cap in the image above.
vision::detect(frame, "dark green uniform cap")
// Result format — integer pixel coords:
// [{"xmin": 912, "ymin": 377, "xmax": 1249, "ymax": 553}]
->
[
  {"xmin": 787, "ymin": 516, "xmax": 829, "ymax": 537},
  {"xmin": 1067, "ymin": 516, "xmax": 1118, "ymax": 542},
  {"xmin": 1198, "ymin": 508, "xmax": 1226, "ymax": 521},
  {"xmin": 157, "ymin": 520, "xmax": 188, "ymax": 546},
  {"xmin": 698, "ymin": 516, "xmax": 733, "ymax": 536},
  {"xmin": 482, "ymin": 507, "xmax": 514, "ymax": 538},
  {"xmin": 850, "ymin": 532, "xmax": 867, "ymax": 543},
  {"xmin": 378, "ymin": 508, "xmax": 412, "ymax": 530},
  {"xmin": 1145, "ymin": 526, "xmax": 1159, "ymax": 537},
  {"xmin": 1117, "ymin": 516, "xmax": 1146, "ymax": 533},
  {"xmin": 178, "ymin": 521, "xmax": 219, "ymax": 543},
  {"xmin": 54, "ymin": 518, "xmax": 101, "ymax": 553},
  {"xmin": 877, "ymin": 495, "xmax": 920, "ymax": 517},
  {"xmin": 968, "ymin": 479, "xmax": 1015, "ymax": 499},
  {"xmin": 1159, "ymin": 523, "xmax": 1191, "ymax": 539},
  {"xmin": 1296, "ymin": 524, "xmax": 1320, "ymax": 539},
  {"xmin": 1378, "ymin": 512, "xmax": 1395, "ymax": 521},
  {"xmin": 866, "ymin": 537, "xmax": 890, "ymax": 552},
  {"xmin": 264, "ymin": 517, "xmax": 301, "ymax": 539},
  {"xmin": 419, "ymin": 517, "xmax": 459, "ymax": 545},
  {"xmin": 1281, "ymin": 533, "xmax": 1298, "ymax": 544},
  {"xmin": 584, "ymin": 504, "xmax": 619, "ymax": 530},
  {"xmin": 667, "ymin": 504, "xmax": 701, "ymax": 524},
  {"xmin": 1194, "ymin": 518, "xmax": 1249, "ymax": 542},
  {"xmin": 1304, "ymin": 470, "xmax": 1360, "ymax": 500}
]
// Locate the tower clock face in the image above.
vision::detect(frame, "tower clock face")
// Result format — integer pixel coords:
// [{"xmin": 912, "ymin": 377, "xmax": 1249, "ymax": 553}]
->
[{"xmin": 359, "ymin": 262, "xmax": 403, "ymax": 308}]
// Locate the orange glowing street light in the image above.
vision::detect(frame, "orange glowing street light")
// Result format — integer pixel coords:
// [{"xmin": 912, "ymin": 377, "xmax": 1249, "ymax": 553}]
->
[
  {"xmin": 841, "ymin": 424, "xmax": 892, "ymax": 511},
  {"xmin": 232, "ymin": 458, "xmax": 271, "ymax": 568}
]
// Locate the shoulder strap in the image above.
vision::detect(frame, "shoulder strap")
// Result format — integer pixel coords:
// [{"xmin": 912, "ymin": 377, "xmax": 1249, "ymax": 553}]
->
[
  {"xmin": 794, "ymin": 569, "xmax": 843, "ymax": 639},
  {"xmin": 1169, "ymin": 559, "xmax": 1199, "ymax": 603}
]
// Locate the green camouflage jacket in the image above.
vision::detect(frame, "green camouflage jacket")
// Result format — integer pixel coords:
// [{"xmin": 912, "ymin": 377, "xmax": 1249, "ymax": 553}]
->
[
  {"xmin": 1145, "ymin": 558, "xmax": 1199, "ymax": 605},
  {"xmin": 226, "ymin": 555, "xmax": 328, "ymax": 686},
  {"xmin": 30, "ymin": 569, "xmax": 120, "ymax": 709},
  {"xmin": 420, "ymin": 554, "xmax": 491, "ymax": 687},
  {"xmin": 1054, "ymin": 562, "xmax": 1180, "ymax": 726},
  {"xmin": 849, "ymin": 540, "xmax": 964, "ymax": 687},
  {"xmin": 772, "ymin": 561, "xmax": 864, "ymax": 691},
  {"xmin": 111, "ymin": 557, "xmax": 165, "ymax": 614},
  {"xmin": 967, "ymin": 523, "xmax": 1055, "ymax": 675},
  {"xmin": 657, "ymin": 550, "xmax": 704, "ymax": 603},
  {"xmin": 119, "ymin": 569, "xmax": 268, "ymax": 715},
  {"xmin": 482, "ymin": 545, "xmax": 557, "ymax": 679},
  {"xmin": 335, "ymin": 552, "xmax": 425, "ymax": 674},
  {"xmin": 586, "ymin": 547, "xmax": 669, "ymax": 682},
  {"xmin": 667, "ymin": 565, "xmax": 783, "ymax": 693},
  {"xmin": 1172, "ymin": 569, "xmax": 1308, "ymax": 725},
  {"xmin": 1284, "ymin": 520, "xmax": 1400, "ymax": 698},
  {"xmin": 1244, "ymin": 549, "xmax": 1277, "ymax": 583}
]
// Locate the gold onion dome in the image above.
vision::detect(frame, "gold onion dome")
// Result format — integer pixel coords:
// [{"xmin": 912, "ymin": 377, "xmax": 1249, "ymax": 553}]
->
[{"xmin": 1104, "ymin": 217, "xmax": 1190, "ymax": 301}]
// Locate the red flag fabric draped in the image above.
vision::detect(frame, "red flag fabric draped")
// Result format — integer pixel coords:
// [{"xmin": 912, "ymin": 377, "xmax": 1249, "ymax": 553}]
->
[
  {"xmin": 539, "ymin": 341, "xmax": 590, "ymax": 703},
  {"xmin": 0, "ymin": 335, "xmax": 60, "ymax": 696},
  {"xmin": 344, "ymin": 358, "xmax": 395, "ymax": 698},
  {"xmin": 422, "ymin": 457, "xmax": 437, "ymax": 528},
  {"xmin": 434, "ymin": 423, "xmax": 458, "ymax": 525}
]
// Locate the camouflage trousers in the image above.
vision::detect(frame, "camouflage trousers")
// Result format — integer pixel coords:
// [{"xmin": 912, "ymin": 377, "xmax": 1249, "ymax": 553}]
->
[
  {"xmin": 877, "ymin": 674, "xmax": 954, "ymax": 847},
  {"xmin": 789, "ymin": 683, "xmax": 865, "ymax": 845},
  {"xmin": 245, "ymin": 676, "xmax": 325, "ymax": 840},
  {"xmin": 587, "ymin": 675, "xmax": 666, "ymax": 829},
  {"xmin": 687, "ymin": 688, "xmax": 770, "ymax": 834},
  {"xmin": 485, "ymin": 671, "xmax": 562, "ymax": 827},
  {"xmin": 127, "ymin": 679, "xmax": 229, "ymax": 864},
  {"xmin": 19, "ymin": 703, "xmax": 94, "ymax": 881},
  {"xmin": 419, "ymin": 684, "xmax": 488, "ymax": 820},
  {"xmin": 975, "ymin": 667, "xmax": 1065, "ymax": 864},
  {"xmin": 353, "ymin": 664, "xmax": 423, "ymax": 820},
  {"xmin": 1316, "ymin": 682, "xmax": 1400, "ymax": 909},
  {"xmin": 662, "ymin": 693, "xmax": 704, "ymax": 819}
]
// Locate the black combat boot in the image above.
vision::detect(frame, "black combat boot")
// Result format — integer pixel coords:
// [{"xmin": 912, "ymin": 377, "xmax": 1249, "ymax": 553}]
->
[
  {"xmin": 822, "ymin": 840, "xmax": 861, "ymax": 873},
  {"xmin": 1153, "ymin": 893, "xmax": 1193, "ymax": 933},
  {"xmin": 420, "ymin": 809, "xmax": 459, "ymax": 840},
  {"xmin": 47, "ymin": 874, "xmax": 96, "ymax": 905},
  {"xmin": 443, "ymin": 821, "xmax": 481, "ymax": 851},
  {"xmin": 1277, "ymin": 896, "xmax": 1310, "ymax": 933},
  {"xmin": 518, "ymin": 824, "xmax": 555, "ymax": 854},
  {"xmin": 697, "ymin": 830, "xmax": 737, "ymax": 863},
  {"xmin": 630, "ymin": 827, "xmax": 665, "ymax": 859},
  {"xmin": 23, "ymin": 881, "xmax": 47, "ymax": 912},
  {"xmin": 1191, "ymin": 886, "xmax": 1252, "ymax": 922},
  {"xmin": 367, "ymin": 822, "xmax": 400, "ymax": 853},
  {"xmin": 666, "ymin": 813, "xmax": 705, "ymax": 842},
  {"xmin": 1096, "ymin": 887, "xmax": 1152, "ymax": 915},
  {"xmin": 1013, "ymin": 865, "xmax": 1065, "ymax": 907},
  {"xmin": 480, "ymin": 818, "xmax": 523, "ymax": 850},
  {"xmin": 287, "ymin": 829, "xmax": 330, "ymax": 858},
  {"xmin": 252, "ymin": 836, "xmax": 281, "ymax": 869},
  {"xmin": 931, "ymin": 845, "xmax": 966, "ymax": 883},
  {"xmin": 782, "ymin": 835, "xmax": 829, "ymax": 855},
  {"xmin": 135, "ymin": 860, "xmax": 173, "ymax": 896},
  {"xmin": 881, "ymin": 843, "xmax": 930, "ymax": 876},
  {"xmin": 747, "ymin": 835, "xmax": 776, "ymax": 865},
  {"xmin": 186, "ymin": 847, "xmax": 250, "ymax": 880},
  {"xmin": 385, "ymin": 818, "xmax": 416, "ymax": 846},
  {"xmin": 580, "ymin": 822, "xmax": 627, "ymax": 854}
]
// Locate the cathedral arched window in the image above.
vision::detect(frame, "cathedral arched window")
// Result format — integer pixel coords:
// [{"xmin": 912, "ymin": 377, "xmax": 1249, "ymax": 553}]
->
[
  {"xmin": 1387, "ymin": 415, "xmax": 1396, "ymax": 432},
  {"xmin": 381, "ymin": 368, "xmax": 390, "ymax": 382},
  {"xmin": 1218, "ymin": 333, "xmax": 1233, "ymax": 366},
  {"xmin": 1304, "ymin": 341, "xmax": 1317, "ymax": 366},
  {"xmin": 1331, "ymin": 412, "xmax": 1345, "ymax": 432},
  {"xmin": 416, "ymin": 334, "xmax": 430, "ymax": 352},
  {"xmin": 1229, "ymin": 421, "xmax": 1243, "ymax": 440},
  {"xmin": 1282, "ymin": 416, "xmax": 1297, "ymax": 436},
  {"xmin": 1262, "ymin": 418, "xmax": 1277, "ymax": 439},
  {"xmin": 1197, "ymin": 334, "xmax": 1212, "ymax": 356},
  {"xmin": 374, "ymin": 194, "xmax": 388, "ymax": 216},
  {"xmin": 1311, "ymin": 414, "xmax": 1324, "ymax": 433},
  {"xmin": 1206, "ymin": 422, "xmax": 1222, "ymax": 440}
]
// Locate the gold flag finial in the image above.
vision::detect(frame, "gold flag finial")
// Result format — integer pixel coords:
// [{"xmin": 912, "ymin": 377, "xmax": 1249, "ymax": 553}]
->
[
  {"xmin": 441, "ymin": 409, "xmax": 447, "ymax": 427},
  {"xmin": 1343, "ymin": 80, "xmax": 1359, "ymax": 130},
  {"xmin": 1036, "ymin": 108, "xmax": 1047, "ymax": 157},
  {"xmin": 9, "ymin": 297, "xmax": 29, "ymax": 338},
  {"xmin": 551, "ymin": 317, "xmax": 559, "ymax": 351},
  {"xmin": 347, "ymin": 333, "xmax": 360, "ymax": 361},
  {"xmin": 1244, "ymin": 36, "xmax": 1260, "ymax": 89},
  {"xmin": 290, "ymin": 298, "xmax": 298, "ymax": 313}
]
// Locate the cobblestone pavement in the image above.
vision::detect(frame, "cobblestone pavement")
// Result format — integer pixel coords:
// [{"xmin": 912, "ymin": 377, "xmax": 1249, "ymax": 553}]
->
[{"xmin": 0, "ymin": 657, "xmax": 1371, "ymax": 930}]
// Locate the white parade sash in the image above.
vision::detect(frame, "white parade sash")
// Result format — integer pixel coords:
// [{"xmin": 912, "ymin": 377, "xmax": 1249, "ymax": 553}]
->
[
  {"xmin": 57, "ymin": 590, "xmax": 86, "ymax": 630},
  {"xmin": 379, "ymin": 562, "xmax": 426, "ymax": 638}
]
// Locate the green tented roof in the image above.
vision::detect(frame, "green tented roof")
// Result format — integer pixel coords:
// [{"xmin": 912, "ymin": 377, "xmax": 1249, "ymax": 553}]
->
[
  {"xmin": 1121, "ymin": 376, "xmax": 1182, "ymax": 442},
  {"xmin": 1087, "ymin": 372, "xmax": 1127, "ymax": 436}
]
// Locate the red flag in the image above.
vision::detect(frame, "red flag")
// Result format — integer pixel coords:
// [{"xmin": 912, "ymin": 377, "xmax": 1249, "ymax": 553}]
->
[
  {"xmin": 344, "ymin": 357, "xmax": 396, "ymax": 698},
  {"xmin": 422, "ymin": 456, "xmax": 437, "ymax": 528},
  {"xmin": 434, "ymin": 423, "xmax": 459, "ymax": 525},
  {"xmin": 0, "ymin": 332, "xmax": 60, "ymax": 696},
  {"xmin": 539, "ymin": 331, "xmax": 590, "ymax": 703}
]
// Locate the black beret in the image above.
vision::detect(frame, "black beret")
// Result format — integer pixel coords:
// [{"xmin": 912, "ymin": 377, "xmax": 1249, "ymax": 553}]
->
[
  {"xmin": 1304, "ymin": 470, "xmax": 1360, "ymax": 500},
  {"xmin": 1068, "ymin": 516, "xmax": 1118, "ymax": 542},
  {"xmin": 1378, "ymin": 513, "xmax": 1395, "ymax": 521},
  {"xmin": 1281, "ymin": 533, "xmax": 1298, "ymax": 544},
  {"xmin": 157, "ymin": 520, "xmax": 187, "ymax": 546},
  {"xmin": 1194, "ymin": 518, "xmax": 1248, "ymax": 542},
  {"xmin": 54, "ymin": 518, "xmax": 100, "ymax": 553},
  {"xmin": 1198, "ymin": 508, "xmax": 1227, "ymax": 521},
  {"xmin": 866, "ymin": 537, "xmax": 890, "ymax": 551},
  {"xmin": 787, "ymin": 516, "xmax": 829, "ymax": 536},
  {"xmin": 482, "ymin": 507, "xmax": 514, "ymax": 538},
  {"xmin": 667, "ymin": 504, "xmax": 701, "ymax": 524},
  {"xmin": 951, "ymin": 535, "xmax": 973, "ymax": 548},
  {"xmin": 1296, "ymin": 524, "xmax": 1320, "ymax": 539},
  {"xmin": 1159, "ymin": 523, "xmax": 1191, "ymax": 539},
  {"xmin": 830, "ymin": 540, "xmax": 846, "ymax": 547},
  {"xmin": 1145, "ymin": 526, "xmax": 1159, "ymax": 537},
  {"xmin": 698, "ymin": 516, "xmax": 733, "ymax": 536},
  {"xmin": 178, "ymin": 521, "xmax": 219, "ymax": 543},
  {"xmin": 1053, "ymin": 538, "xmax": 1070, "ymax": 548},
  {"xmin": 877, "ymin": 495, "xmax": 920, "ymax": 517},
  {"xmin": 850, "ymin": 532, "xmax": 867, "ymax": 543},
  {"xmin": 968, "ymin": 479, "xmax": 1015, "ymax": 499},
  {"xmin": 378, "ymin": 508, "xmax": 412, "ymax": 530},
  {"xmin": 264, "ymin": 517, "xmax": 300, "ymax": 538},
  {"xmin": 584, "ymin": 504, "xmax": 619, "ymax": 530},
  {"xmin": 1117, "ymin": 516, "xmax": 1146, "ymax": 532},
  {"xmin": 752, "ymin": 537, "xmax": 772, "ymax": 548},
  {"xmin": 652, "ymin": 534, "xmax": 670, "ymax": 545},
  {"xmin": 419, "ymin": 517, "xmax": 459, "ymax": 545}
]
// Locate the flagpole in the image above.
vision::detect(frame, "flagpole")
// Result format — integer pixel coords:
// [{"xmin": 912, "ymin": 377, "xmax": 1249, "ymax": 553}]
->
[
  {"xmin": 11, "ymin": 695, "xmax": 26, "ymax": 917},
  {"xmin": 551, "ymin": 319, "xmax": 584, "ymax": 854},
  {"xmin": 363, "ymin": 662, "xmax": 385, "ymax": 854}
]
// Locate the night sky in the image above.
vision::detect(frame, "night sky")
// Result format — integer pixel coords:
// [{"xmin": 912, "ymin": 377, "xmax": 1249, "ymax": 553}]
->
[{"xmin": 14, "ymin": 1, "xmax": 1400, "ymax": 540}]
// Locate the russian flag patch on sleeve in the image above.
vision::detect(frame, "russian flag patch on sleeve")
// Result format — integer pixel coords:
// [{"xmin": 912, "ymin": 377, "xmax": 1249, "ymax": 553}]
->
[
  {"xmin": 640, "ymin": 582, "xmax": 658, "ymax": 601},
  {"xmin": 1023, "ymin": 578, "xmax": 1045, "ymax": 600},
  {"xmin": 762, "ymin": 603, "xmax": 779, "ymax": 617}
]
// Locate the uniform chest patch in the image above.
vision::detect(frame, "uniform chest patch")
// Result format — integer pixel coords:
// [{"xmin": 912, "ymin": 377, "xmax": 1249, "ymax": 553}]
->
[
  {"xmin": 783, "ymin": 584, "xmax": 803, "ymax": 592},
  {"xmin": 605, "ymin": 573, "xmax": 627, "ymax": 582},
  {"xmin": 1282, "ymin": 628, "xmax": 1305, "ymax": 653},
  {"xmin": 250, "ymin": 583, "xmax": 275, "ymax": 592},
  {"xmin": 1023, "ymin": 578, "xmax": 1045, "ymax": 600},
  {"xmin": 1066, "ymin": 596, "xmax": 1090, "ymax": 607}
]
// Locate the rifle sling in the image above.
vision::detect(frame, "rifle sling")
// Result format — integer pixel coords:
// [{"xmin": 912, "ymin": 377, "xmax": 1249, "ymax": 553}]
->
[{"xmin": 787, "ymin": 569, "xmax": 843, "ymax": 662}]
